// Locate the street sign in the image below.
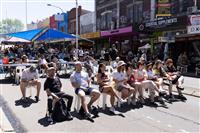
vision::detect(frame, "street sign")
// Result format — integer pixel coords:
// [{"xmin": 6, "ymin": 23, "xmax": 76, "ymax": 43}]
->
[
  {"xmin": 158, "ymin": 36, "xmax": 175, "ymax": 43},
  {"xmin": 187, "ymin": 25, "xmax": 200, "ymax": 34}
]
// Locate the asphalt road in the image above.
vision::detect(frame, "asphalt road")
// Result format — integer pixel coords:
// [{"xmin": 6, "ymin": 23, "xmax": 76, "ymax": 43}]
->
[{"xmin": 0, "ymin": 76, "xmax": 200, "ymax": 133}]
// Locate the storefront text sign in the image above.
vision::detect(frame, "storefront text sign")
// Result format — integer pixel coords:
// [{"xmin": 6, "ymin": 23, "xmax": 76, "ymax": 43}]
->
[
  {"xmin": 145, "ymin": 18, "xmax": 177, "ymax": 28},
  {"xmin": 189, "ymin": 15, "xmax": 200, "ymax": 26},
  {"xmin": 187, "ymin": 25, "xmax": 200, "ymax": 34}
]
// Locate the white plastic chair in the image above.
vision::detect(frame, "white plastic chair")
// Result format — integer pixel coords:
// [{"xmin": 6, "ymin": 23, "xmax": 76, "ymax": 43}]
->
[{"xmin": 15, "ymin": 66, "xmax": 26, "ymax": 85}]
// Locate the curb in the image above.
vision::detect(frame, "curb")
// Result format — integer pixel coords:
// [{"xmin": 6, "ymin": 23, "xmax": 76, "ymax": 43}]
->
[
  {"xmin": 0, "ymin": 108, "xmax": 15, "ymax": 133},
  {"xmin": 0, "ymin": 96, "xmax": 27, "ymax": 133}
]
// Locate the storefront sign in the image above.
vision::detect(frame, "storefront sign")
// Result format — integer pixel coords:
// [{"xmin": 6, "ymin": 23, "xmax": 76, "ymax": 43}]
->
[
  {"xmin": 158, "ymin": 36, "xmax": 175, "ymax": 43},
  {"xmin": 101, "ymin": 26, "xmax": 133, "ymax": 37},
  {"xmin": 145, "ymin": 18, "xmax": 177, "ymax": 28},
  {"xmin": 187, "ymin": 25, "xmax": 200, "ymax": 34},
  {"xmin": 189, "ymin": 15, "xmax": 200, "ymax": 26},
  {"xmin": 80, "ymin": 32, "xmax": 100, "ymax": 39},
  {"xmin": 156, "ymin": 0, "xmax": 171, "ymax": 17}
]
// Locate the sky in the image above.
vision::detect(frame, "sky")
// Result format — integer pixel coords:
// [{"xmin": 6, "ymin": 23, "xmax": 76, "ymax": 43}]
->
[{"xmin": 0, "ymin": 0, "xmax": 94, "ymax": 25}]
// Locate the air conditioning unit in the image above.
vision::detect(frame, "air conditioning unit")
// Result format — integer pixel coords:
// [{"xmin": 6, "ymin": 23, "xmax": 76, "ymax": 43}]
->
[{"xmin": 187, "ymin": 6, "xmax": 198, "ymax": 14}]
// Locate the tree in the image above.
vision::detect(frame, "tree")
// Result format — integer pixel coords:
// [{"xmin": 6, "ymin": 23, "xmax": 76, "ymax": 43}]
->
[{"xmin": 0, "ymin": 19, "xmax": 24, "ymax": 34}]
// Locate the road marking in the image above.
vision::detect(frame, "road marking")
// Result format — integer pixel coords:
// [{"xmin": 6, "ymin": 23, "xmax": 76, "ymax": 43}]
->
[
  {"xmin": 146, "ymin": 116, "xmax": 154, "ymax": 120},
  {"xmin": 167, "ymin": 124, "xmax": 172, "ymax": 128},
  {"xmin": 157, "ymin": 120, "xmax": 161, "ymax": 123},
  {"xmin": 180, "ymin": 129, "xmax": 190, "ymax": 133}
]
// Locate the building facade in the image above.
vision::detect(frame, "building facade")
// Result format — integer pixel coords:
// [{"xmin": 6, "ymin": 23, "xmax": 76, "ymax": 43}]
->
[{"xmin": 68, "ymin": 6, "xmax": 91, "ymax": 34}]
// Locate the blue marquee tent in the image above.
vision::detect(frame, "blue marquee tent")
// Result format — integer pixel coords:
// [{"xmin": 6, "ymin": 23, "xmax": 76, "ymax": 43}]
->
[
  {"xmin": 7, "ymin": 28, "xmax": 77, "ymax": 42},
  {"xmin": 35, "ymin": 28, "xmax": 76, "ymax": 41},
  {"xmin": 7, "ymin": 28, "xmax": 43, "ymax": 41}
]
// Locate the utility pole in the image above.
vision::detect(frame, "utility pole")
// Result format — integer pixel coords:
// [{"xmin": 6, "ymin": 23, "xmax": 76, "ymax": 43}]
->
[{"xmin": 117, "ymin": 0, "xmax": 120, "ymax": 28}]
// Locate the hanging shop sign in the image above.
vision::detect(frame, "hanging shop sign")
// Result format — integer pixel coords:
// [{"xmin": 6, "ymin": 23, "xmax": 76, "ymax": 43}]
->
[
  {"xmin": 187, "ymin": 25, "xmax": 200, "ymax": 34},
  {"xmin": 189, "ymin": 15, "xmax": 200, "ymax": 26}
]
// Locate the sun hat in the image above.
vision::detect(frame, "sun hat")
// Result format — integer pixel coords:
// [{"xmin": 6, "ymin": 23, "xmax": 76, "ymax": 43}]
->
[{"xmin": 117, "ymin": 61, "xmax": 126, "ymax": 68}]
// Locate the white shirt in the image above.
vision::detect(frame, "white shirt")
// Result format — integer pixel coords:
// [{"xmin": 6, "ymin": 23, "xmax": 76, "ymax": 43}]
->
[
  {"xmin": 39, "ymin": 58, "xmax": 47, "ymax": 65},
  {"xmin": 70, "ymin": 71, "xmax": 90, "ymax": 89},
  {"xmin": 112, "ymin": 71, "xmax": 126, "ymax": 82},
  {"xmin": 21, "ymin": 68, "xmax": 39, "ymax": 81}
]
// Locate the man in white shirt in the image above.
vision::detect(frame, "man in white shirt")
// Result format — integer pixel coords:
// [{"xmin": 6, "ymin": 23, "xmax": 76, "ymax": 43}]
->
[
  {"xmin": 20, "ymin": 66, "xmax": 41, "ymax": 102},
  {"xmin": 70, "ymin": 62, "xmax": 100, "ymax": 119}
]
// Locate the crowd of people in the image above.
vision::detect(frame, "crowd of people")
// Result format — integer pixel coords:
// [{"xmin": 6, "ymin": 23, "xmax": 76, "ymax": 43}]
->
[{"xmin": 0, "ymin": 44, "xmax": 187, "ymax": 123}]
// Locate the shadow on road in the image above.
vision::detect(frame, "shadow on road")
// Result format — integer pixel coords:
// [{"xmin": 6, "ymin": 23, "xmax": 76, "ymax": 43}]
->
[{"xmin": 15, "ymin": 98, "xmax": 37, "ymax": 108}]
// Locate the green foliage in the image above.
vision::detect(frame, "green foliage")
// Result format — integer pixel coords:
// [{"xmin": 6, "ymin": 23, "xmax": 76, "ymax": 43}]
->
[{"xmin": 0, "ymin": 19, "xmax": 24, "ymax": 34}]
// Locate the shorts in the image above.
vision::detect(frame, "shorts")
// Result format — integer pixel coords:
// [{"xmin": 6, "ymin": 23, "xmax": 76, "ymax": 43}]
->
[{"xmin": 75, "ymin": 87, "xmax": 94, "ymax": 95}]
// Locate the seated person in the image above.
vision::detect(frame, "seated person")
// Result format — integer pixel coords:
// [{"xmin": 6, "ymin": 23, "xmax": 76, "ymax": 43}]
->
[
  {"xmin": 21, "ymin": 55, "xmax": 29, "ymax": 63},
  {"xmin": 97, "ymin": 63, "xmax": 125, "ymax": 113},
  {"xmin": 70, "ymin": 61, "xmax": 100, "ymax": 119},
  {"xmin": 44, "ymin": 66, "xmax": 73, "ymax": 122},
  {"xmin": 134, "ymin": 61, "xmax": 163, "ymax": 104},
  {"xmin": 146, "ymin": 62, "xmax": 165, "ymax": 93},
  {"xmin": 38, "ymin": 54, "xmax": 48, "ymax": 70},
  {"xmin": 163, "ymin": 58, "xmax": 187, "ymax": 100},
  {"xmin": 112, "ymin": 61, "xmax": 135, "ymax": 102},
  {"xmin": 20, "ymin": 66, "xmax": 41, "ymax": 102}
]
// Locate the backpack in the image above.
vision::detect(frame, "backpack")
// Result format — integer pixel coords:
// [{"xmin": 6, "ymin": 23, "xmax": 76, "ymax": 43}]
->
[{"xmin": 51, "ymin": 99, "xmax": 69, "ymax": 122}]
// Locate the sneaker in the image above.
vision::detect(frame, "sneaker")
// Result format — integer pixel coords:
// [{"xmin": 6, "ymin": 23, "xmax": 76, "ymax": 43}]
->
[
  {"xmin": 47, "ymin": 117, "xmax": 53, "ymax": 123},
  {"xmin": 90, "ymin": 106, "xmax": 98, "ymax": 116},
  {"xmin": 178, "ymin": 95, "xmax": 187, "ymax": 101},
  {"xmin": 169, "ymin": 94, "xmax": 175, "ymax": 100},
  {"xmin": 159, "ymin": 91, "xmax": 167, "ymax": 97},
  {"xmin": 131, "ymin": 98, "xmax": 136, "ymax": 106},
  {"xmin": 149, "ymin": 101, "xmax": 158, "ymax": 107},
  {"xmin": 21, "ymin": 97, "xmax": 28, "ymax": 102},
  {"xmin": 138, "ymin": 96, "xmax": 145, "ymax": 104},
  {"xmin": 66, "ymin": 111, "xmax": 73, "ymax": 120},
  {"xmin": 84, "ymin": 113, "xmax": 93, "ymax": 120},
  {"xmin": 158, "ymin": 97, "xmax": 165, "ymax": 104},
  {"xmin": 118, "ymin": 98, "xmax": 126, "ymax": 103},
  {"xmin": 109, "ymin": 107, "xmax": 115, "ymax": 114},
  {"xmin": 35, "ymin": 96, "xmax": 39, "ymax": 102}
]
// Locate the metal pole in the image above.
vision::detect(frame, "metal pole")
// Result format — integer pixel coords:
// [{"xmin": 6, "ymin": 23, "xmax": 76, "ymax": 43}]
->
[
  {"xmin": 76, "ymin": 0, "xmax": 79, "ymax": 59},
  {"xmin": 25, "ymin": 0, "xmax": 28, "ymax": 30},
  {"xmin": 117, "ymin": 0, "xmax": 120, "ymax": 28}
]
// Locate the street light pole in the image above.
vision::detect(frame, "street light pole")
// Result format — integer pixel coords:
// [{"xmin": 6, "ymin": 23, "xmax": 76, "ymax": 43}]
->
[
  {"xmin": 117, "ymin": 0, "xmax": 120, "ymax": 28},
  {"xmin": 75, "ymin": 0, "xmax": 79, "ymax": 60},
  {"xmin": 47, "ymin": 4, "xmax": 64, "ymax": 13},
  {"xmin": 25, "ymin": 0, "xmax": 28, "ymax": 30}
]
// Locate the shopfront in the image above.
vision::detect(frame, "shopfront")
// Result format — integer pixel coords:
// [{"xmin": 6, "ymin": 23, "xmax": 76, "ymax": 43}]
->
[{"xmin": 100, "ymin": 26, "xmax": 137, "ymax": 53}]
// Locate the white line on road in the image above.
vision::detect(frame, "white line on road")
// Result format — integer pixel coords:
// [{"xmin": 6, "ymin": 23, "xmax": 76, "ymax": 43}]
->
[
  {"xmin": 167, "ymin": 124, "xmax": 172, "ymax": 128},
  {"xmin": 180, "ymin": 129, "xmax": 190, "ymax": 133},
  {"xmin": 146, "ymin": 116, "xmax": 154, "ymax": 120},
  {"xmin": 157, "ymin": 120, "xmax": 161, "ymax": 123}
]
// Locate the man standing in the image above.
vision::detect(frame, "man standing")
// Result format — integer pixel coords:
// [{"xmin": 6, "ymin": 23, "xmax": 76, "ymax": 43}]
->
[
  {"xmin": 70, "ymin": 62, "xmax": 100, "ymax": 119},
  {"xmin": 20, "ymin": 66, "xmax": 41, "ymax": 102},
  {"xmin": 44, "ymin": 66, "xmax": 73, "ymax": 122}
]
